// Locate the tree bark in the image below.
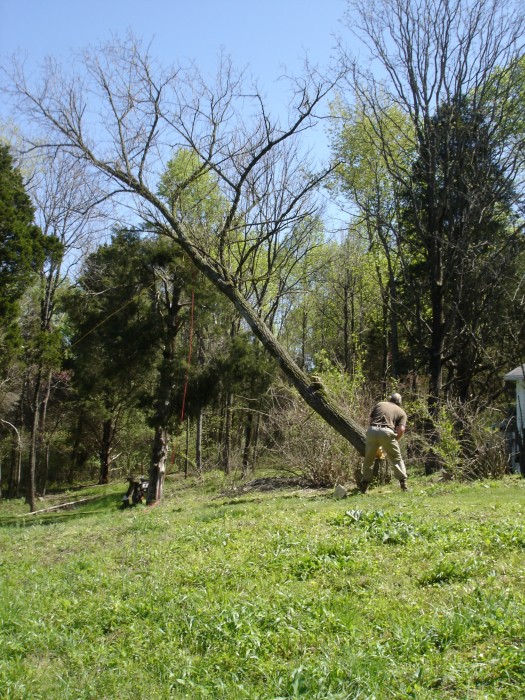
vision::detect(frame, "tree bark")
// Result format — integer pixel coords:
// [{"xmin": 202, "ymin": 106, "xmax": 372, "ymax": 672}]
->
[
  {"xmin": 69, "ymin": 414, "xmax": 85, "ymax": 484},
  {"xmin": 98, "ymin": 417, "xmax": 114, "ymax": 485},
  {"xmin": 388, "ymin": 271, "xmax": 400, "ymax": 378},
  {"xmin": 1, "ymin": 420, "xmax": 22, "ymax": 499},
  {"xmin": 27, "ymin": 370, "xmax": 43, "ymax": 512},
  {"xmin": 223, "ymin": 282, "xmax": 367, "ymax": 454},
  {"xmin": 373, "ymin": 456, "xmax": 391, "ymax": 485},
  {"xmin": 342, "ymin": 278, "xmax": 351, "ymax": 374},
  {"xmin": 242, "ymin": 411, "xmax": 253, "ymax": 478},
  {"xmin": 146, "ymin": 278, "xmax": 184, "ymax": 503},
  {"xmin": 428, "ymin": 240, "xmax": 445, "ymax": 415},
  {"xmin": 251, "ymin": 413, "xmax": 260, "ymax": 472},
  {"xmin": 37, "ymin": 370, "xmax": 53, "ymax": 495},
  {"xmin": 185, "ymin": 415, "xmax": 190, "ymax": 478},
  {"xmin": 195, "ymin": 408, "xmax": 203, "ymax": 473},
  {"xmin": 148, "ymin": 426, "xmax": 168, "ymax": 503},
  {"xmin": 220, "ymin": 392, "xmax": 233, "ymax": 474}
]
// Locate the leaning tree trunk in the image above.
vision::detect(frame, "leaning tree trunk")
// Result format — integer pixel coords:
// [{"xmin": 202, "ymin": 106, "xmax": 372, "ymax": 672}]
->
[
  {"xmin": 225, "ymin": 284, "xmax": 367, "ymax": 454},
  {"xmin": 154, "ymin": 223, "xmax": 367, "ymax": 456}
]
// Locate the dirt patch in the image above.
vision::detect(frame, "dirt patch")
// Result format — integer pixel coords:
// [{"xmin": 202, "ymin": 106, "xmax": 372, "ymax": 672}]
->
[{"xmin": 222, "ymin": 476, "xmax": 331, "ymax": 497}]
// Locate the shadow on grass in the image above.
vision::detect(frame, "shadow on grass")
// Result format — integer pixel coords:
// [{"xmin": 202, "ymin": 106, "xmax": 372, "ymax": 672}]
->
[{"xmin": 0, "ymin": 491, "xmax": 126, "ymax": 528}]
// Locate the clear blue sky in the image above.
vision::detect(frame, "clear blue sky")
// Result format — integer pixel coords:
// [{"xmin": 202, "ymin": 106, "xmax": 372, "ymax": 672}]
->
[
  {"xmin": 1, "ymin": 0, "xmax": 349, "ymax": 220},
  {"xmin": 1, "ymin": 0, "xmax": 346, "ymax": 108}
]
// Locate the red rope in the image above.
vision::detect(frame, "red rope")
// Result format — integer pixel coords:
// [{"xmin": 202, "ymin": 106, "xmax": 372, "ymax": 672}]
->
[{"xmin": 180, "ymin": 284, "xmax": 195, "ymax": 422}]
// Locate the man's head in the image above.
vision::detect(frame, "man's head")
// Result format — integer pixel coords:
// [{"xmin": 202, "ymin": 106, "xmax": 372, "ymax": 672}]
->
[{"xmin": 389, "ymin": 392, "xmax": 402, "ymax": 406}]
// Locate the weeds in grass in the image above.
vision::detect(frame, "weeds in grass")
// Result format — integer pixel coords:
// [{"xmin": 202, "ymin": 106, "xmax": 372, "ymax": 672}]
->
[
  {"xmin": 1, "ymin": 476, "xmax": 525, "ymax": 698},
  {"xmin": 418, "ymin": 559, "xmax": 477, "ymax": 586},
  {"xmin": 339, "ymin": 509, "xmax": 421, "ymax": 545}
]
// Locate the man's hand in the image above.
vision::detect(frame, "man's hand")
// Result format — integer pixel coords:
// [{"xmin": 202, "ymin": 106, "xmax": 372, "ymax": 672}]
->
[{"xmin": 396, "ymin": 425, "xmax": 406, "ymax": 441}]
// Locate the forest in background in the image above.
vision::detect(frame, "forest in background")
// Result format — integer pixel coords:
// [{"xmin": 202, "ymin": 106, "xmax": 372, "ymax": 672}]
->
[{"xmin": 1, "ymin": 0, "xmax": 525, "ymax": 511}]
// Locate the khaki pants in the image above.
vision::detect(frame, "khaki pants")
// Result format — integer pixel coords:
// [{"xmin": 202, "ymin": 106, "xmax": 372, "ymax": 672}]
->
[{"xmin": 360, "ymin": 426, "xmax": 407, "ymax": 483}]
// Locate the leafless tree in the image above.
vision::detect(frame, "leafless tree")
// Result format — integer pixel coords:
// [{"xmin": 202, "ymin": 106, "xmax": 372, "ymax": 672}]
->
[
  {"xmin": 3, "ymin": 37, "xmax": 367, "ymax": 494},
  {"xmin": 22, "ymin": 151, "xmax": 107, "ymax": 510}
]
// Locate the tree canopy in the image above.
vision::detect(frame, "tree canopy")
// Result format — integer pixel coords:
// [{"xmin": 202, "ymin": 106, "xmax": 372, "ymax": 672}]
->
[
  {"xmin": 0, "ymin": 144, "xmax": 49, "ymax": 367},
  {"xmin": 1, "ymin": 0, "xmax": 525, "ymax": 501}
]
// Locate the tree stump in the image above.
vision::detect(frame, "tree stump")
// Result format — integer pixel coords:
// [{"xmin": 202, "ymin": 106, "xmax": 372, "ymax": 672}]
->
[{"xmin": 373, "ymin": 457, "xmax": 392, "ymax": 485}]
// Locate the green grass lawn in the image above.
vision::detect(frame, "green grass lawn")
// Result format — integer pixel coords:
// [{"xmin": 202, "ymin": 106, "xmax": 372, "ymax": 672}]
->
[{"xmin": 1, "ymin": 474, "xmax": 525, "ymax": 699}]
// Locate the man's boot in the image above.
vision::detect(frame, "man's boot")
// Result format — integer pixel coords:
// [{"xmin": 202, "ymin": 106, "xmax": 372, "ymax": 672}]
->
[{"xmin": 400, "ymin": 479, "xmax": 408, "ymax": 491}]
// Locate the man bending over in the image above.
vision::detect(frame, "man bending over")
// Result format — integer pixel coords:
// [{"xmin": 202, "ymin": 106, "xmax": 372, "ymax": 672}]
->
[{"xmin": 358, "ymin": 393, "xmax": 408, "ymax": 493}]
